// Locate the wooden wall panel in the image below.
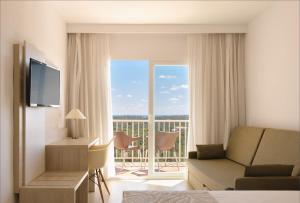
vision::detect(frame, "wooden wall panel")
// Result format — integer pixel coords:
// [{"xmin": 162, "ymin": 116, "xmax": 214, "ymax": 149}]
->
[
  {"xmin": 23, "ymin": 42, "xmax": 46, "ymax": 185},
  {"xmin": 13, "ymin": 44, "xmax": 24, "ymax": 193},
  {"xmin": 13, "ymin": 42, "xmax": 47, "ymax": 192}
]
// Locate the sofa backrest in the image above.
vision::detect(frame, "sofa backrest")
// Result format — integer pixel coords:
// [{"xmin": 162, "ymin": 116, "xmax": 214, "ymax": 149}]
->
[
  {"xmin": 252, "ymin": 128, "xmax": 300, "ymax": 176},
  {"xmin": 226, "ymin": 127, "xmax": 264, "ymax": 166}
]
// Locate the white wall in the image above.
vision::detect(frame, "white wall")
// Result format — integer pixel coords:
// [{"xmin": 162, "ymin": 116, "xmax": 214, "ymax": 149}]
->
[
  {"xmin": 246, "ymin": 1, "xmax": 299, "ymax": 131},
  {"xmin": 110, "ymin": 34, "xmax": 187, "ymax": 63},
  {"xmin": 0, "ymin": 1, "xmax": 67, "ymax": 202}
]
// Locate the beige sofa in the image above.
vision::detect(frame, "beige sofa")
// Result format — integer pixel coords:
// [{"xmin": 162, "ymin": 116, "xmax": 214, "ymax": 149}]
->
[{"xmin": 187, "ymin": 127, "xmax": 300, "ymax": 190}]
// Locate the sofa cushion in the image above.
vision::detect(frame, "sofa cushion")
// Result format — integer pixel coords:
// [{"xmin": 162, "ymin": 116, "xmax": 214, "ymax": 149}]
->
[
  {"xmin": 187, "ymin": 159, "xmax": 245, "ymax": 190},
  {"xmin": 196, "ymin": 144, "xmax": 225, "ymax": 159},
  {"xmin": 244, "ymin": 164, "xmax": 294, "ymax": 177},
  {"xmin": 235, "ymin": 176, "xmax": 300, "ymax": 190},
  {"xmin": 226, "ymin": 127, "xmax": 264, "ymax": 166},
  {"xmin": 252, "ymin": 128, "xmax": 300, "ymax": 176},
  {"xmin": 188, "ymin": 151, "xmax": 197, "ymax": 159}
]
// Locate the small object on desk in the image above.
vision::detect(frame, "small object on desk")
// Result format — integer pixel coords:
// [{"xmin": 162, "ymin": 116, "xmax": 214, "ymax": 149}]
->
[{"xmin": 65, "ymin": 108, "xmax": 86, "ymax": 139}]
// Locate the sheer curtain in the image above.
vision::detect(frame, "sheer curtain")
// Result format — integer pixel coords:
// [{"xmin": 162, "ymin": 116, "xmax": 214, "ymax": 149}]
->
[
  {"xmin": 66, "ymin": 33, "xmax": 115, "ymax": 177},
  {"xmin": 187, "ymin": 33, "xmax": 246, "ymax": 150}
]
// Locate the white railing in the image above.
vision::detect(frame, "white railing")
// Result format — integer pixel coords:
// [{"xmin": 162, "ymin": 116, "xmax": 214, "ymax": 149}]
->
[{"xmin": 113, "ymin": 119, "xmax": 189, "ymax": 163}]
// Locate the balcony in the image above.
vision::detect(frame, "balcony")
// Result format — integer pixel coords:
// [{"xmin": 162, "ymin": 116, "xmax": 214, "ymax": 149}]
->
[{"xmin": 113, "ymin": 119, "xmax": 189, "ymax": 178}]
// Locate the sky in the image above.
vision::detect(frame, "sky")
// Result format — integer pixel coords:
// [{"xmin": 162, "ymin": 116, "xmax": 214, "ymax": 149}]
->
[{"xmin": 111, "ymin": 60, "xmax": 189, "ymax": 116}]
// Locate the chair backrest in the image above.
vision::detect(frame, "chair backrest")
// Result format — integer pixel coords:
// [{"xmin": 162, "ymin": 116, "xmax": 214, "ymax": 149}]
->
[
  {"xmin": 88, "ymin": 137, "xmax": 114, "ymax": 170},
  {"xmin": 155, "ymin": 132, "xmax": 179, "ymax": 151},
  {"xmin": 113, "ymin": 131, "xmax": 132, "ymax": 149}
]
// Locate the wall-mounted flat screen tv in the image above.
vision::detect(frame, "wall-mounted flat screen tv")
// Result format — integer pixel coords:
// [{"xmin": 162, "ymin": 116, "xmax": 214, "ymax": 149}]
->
[{"xmin": 28, "ymin": 58, "xmax": 60, "ymax": 107}]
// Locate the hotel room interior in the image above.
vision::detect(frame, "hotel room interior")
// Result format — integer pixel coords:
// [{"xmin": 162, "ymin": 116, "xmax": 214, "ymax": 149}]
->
[{"xmin": 0, "ymin": 1, "xmax": 299, "ymax": 203}]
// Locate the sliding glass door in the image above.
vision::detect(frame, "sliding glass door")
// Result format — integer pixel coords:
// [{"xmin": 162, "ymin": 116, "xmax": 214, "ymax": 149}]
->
[
  {"xmin": 111, "ymin": 60, "xmax": 189, "ymax": 178},
  {"xmin": 149, "ymin": 64, "xmax": 189, "ymax": 177}
]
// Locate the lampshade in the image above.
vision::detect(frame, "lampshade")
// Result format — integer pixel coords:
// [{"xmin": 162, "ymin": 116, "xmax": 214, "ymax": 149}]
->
[{"xmin": 65, "ymin": 109, "xmax": 86, "ymax": 119}]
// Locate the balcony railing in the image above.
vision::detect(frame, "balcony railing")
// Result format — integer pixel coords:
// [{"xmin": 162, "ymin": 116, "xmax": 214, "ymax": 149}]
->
[{"xmin": 113, "ymin": 119, "xmax": 189, "ymax": 163}]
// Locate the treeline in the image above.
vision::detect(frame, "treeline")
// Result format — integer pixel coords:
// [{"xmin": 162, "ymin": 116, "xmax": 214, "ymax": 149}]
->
[{"xmin": 113, "ymin": 115, "xmax": 189, "ymax": 120}]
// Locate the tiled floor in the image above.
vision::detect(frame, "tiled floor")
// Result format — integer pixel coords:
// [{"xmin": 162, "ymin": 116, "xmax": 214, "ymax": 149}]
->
[
  {"xmin": 88, "ymin": 179, "xmax": 192, "ymax": 203},
  {"xmin": 115, "ymin": 162, "xmax": 187, "ymax": 178}
]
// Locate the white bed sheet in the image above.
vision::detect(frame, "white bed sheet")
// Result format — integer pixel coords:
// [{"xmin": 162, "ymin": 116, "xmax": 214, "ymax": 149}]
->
[
  {"xmin": 123, "ymin": 191, "xmax": 300, "ymax": 203},
  {"xmin": 209, "ymin": 191, "xmax": 300, "ymax": 203}
]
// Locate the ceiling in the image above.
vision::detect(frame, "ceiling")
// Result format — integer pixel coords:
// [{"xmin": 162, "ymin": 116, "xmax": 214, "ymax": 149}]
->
[{"xmin": 50, "ymin": 1, "xmax": 273, "ymax": 24}]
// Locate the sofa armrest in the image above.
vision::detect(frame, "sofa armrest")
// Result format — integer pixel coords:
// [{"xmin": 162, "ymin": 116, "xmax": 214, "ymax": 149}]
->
[
  {"xmin": 235, "ymin": 176, "xmax": 300, "ymax": 190},
  {"xmin": 188, "ymin": 151, "xmax": 197, "ymax": 159}
]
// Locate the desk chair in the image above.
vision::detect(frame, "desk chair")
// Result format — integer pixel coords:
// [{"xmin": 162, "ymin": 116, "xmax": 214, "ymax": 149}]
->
[{"xmin": 88, "ymin": 138, "xmax": 114, "ymax": 203}]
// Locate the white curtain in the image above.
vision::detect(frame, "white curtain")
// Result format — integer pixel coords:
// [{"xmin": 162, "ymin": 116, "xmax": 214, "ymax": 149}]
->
[
  {"xmin": 187, "ymin": 33, "xmax": 246, "ymax": 150},
  {"xmin": 66, "ymin": 33, "xmax": 115, "ymax": 177}
]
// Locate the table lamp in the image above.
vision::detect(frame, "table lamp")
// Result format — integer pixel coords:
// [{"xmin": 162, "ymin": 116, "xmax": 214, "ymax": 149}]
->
[{"xmin": 66, "ymin": 108, "xmax": 86, "ymax": 139}]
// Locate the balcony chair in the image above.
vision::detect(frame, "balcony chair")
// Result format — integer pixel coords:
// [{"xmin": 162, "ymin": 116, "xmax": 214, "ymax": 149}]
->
[
  {"xmin": 114, "ymin": 131, "xmax": 143, "ymax": 168},
  {"xmin": 144, "ymin": 131, "xmax": 180, "ymax": 171},
  {"xmin": 155, "ymin": 131, "xmax": 180, "ymax": 171},
  {"xmin": 88, "ymin": 137, "xmax": 114, "ymax": 203}
]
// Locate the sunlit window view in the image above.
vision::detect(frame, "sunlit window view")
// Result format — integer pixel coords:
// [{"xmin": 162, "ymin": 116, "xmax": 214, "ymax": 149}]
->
[
  {"xmin": 154, "ymin": 65, "xmax": 189, "ymax": 117},
  {"xmin": 111, "ymin": 60, "xmax": 189, "ymax": 178},
  {"xmin": 111, "ymin": 60, "xmax": 149, "ymax": 117}
]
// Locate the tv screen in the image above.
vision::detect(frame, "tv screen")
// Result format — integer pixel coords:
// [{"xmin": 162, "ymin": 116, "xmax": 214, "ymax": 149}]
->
[{"xmin": 28, "ymin": 58, "xmax": 60, "ymax": 107}]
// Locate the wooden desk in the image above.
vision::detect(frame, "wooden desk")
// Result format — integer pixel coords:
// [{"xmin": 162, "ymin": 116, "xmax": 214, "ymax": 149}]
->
[
  {"xmin": 46, "ymin": 137, "xmax": 99, "ymax": 171},
  {"xmin": 45, "ymin": 137, "xmax": 99, "ymax": 192},
  {"xmin": 20, "ymin": 171, "xmax": 88, "ymax": 203}
]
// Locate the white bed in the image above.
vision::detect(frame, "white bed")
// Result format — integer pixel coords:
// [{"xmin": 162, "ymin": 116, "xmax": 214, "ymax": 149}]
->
[
  {"xmin": 123, "ymin": 191, "xmax": 300, "ymax": 203},
  {"xmin": 210, "ymin": 191, "xmax": 300, "ymax": 203}
]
